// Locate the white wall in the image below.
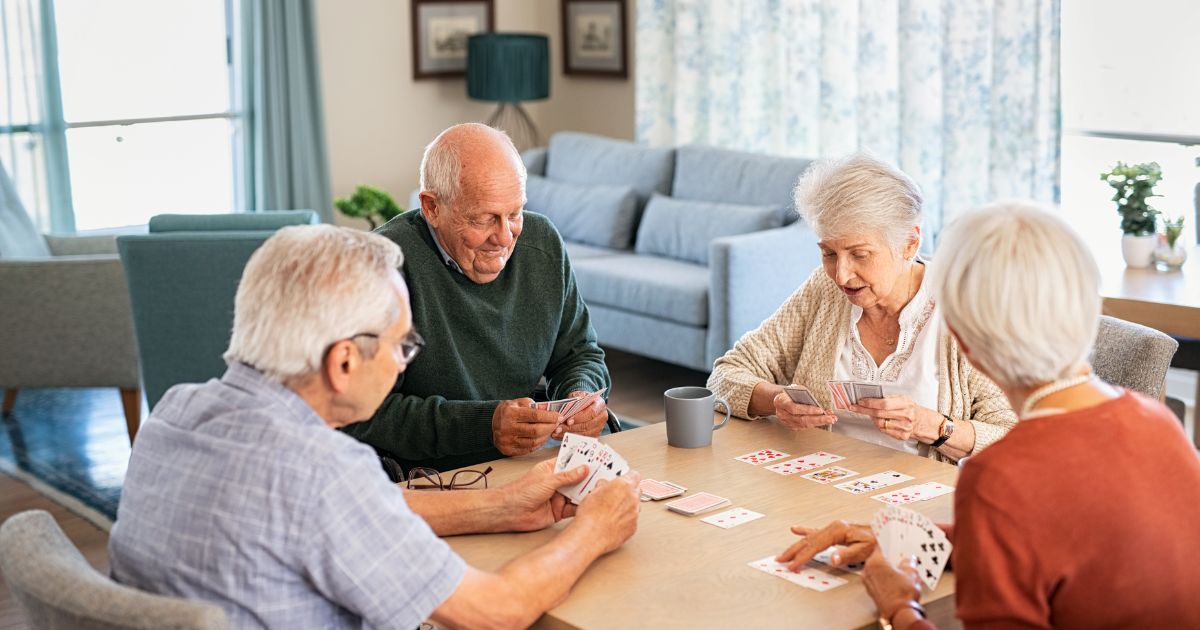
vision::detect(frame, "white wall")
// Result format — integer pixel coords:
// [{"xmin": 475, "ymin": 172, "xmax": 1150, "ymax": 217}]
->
[{"xmin": 315, "ymin": 0, "xmax": 636, "ymax": 228}]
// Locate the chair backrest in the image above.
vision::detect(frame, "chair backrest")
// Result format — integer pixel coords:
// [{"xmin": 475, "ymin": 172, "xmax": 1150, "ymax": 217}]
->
[
  {"xmin": 0, "ymin": 510, "xmax": 228, "ymax": 630},
  {"xmin": 118, "ymin": 211, "xmax": 318, "ymax": 410},
  {"xmin": 1091, "ymin": 315, "xmax": 1179, "ymax": 398}
]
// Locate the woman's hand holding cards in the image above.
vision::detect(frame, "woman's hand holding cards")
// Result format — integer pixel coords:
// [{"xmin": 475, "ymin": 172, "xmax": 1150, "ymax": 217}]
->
[
  {"xmin": 773, "ymin": 388, "xmax": 836, "ymax": 429},
  {"xmin": 850, "ymin": 395, "xmax": 940, "ymax": 443},
  {"xmin": 776, "ymin": 520, "xmax": 876, "ymax": 572}
]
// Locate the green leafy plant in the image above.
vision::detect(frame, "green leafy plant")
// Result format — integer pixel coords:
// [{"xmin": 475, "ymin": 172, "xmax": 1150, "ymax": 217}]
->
[
  {"xmin": 334, "ymin": 185, "xmax": 403, "ymax": 230},
  {"xmin": 1100, "ymin": 161, "xmax": 1162, "ymax": 236},
  {"xmin": 1162, "ymin": 215, "xmax": 1185, "ymax": 248}
]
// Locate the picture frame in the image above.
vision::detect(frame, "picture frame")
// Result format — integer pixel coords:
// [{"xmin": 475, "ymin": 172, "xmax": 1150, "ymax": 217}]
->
[
  {"xmin": 561, "ymin": 0, "xmax": 627, "ymax": 78},
  {"xmin": 411, "ymin": 0, "xmax": 495, "ymax": 79}
]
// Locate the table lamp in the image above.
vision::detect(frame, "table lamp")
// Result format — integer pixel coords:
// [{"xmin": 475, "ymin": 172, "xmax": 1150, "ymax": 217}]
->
[{"xmin": 467, "ymin": 33, "xmax": 549, "ymax": 150}]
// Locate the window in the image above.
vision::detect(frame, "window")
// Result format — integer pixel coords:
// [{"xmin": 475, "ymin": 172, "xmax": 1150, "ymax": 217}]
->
[
  {"xmin": 1, "ymin": 0, "xmax": 240, "ymax": 232},
  {"xmin": 1060, "ymin": 0, "xmax": 1200, "ymax": 249}
]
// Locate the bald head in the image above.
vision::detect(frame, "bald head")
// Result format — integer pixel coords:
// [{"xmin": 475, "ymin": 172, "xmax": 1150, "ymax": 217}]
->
[
  {"xmin": 419, "ymin": 123, "xmax": 526, "ymax": 207},
  {"xmin": 418, "ymin": 124, "xmax": 528, "ymax": 284}
]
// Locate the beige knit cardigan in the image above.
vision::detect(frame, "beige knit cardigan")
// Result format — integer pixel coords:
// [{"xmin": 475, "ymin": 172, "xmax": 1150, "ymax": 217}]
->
[{"xmin": 707, "ymin": 268, "xmax": 1016, "ymax": 462}]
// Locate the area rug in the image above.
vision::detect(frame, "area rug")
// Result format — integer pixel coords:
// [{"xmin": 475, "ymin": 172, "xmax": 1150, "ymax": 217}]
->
[{"xmin": 0, "ymin": 388, "xmax": 129, "ymax": 531}]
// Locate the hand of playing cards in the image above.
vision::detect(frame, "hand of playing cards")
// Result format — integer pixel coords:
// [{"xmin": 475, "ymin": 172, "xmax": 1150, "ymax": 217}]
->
[
  {"xmin": 871, "ymin": 506, "xmax": 952, "ymax": 590},
  {"xmin": 535, "ymin": 388, "xmax": 607, "ymax": 428},
  {"xmin": 554, "ymin": 432, "xmax": 630, "ymax": 504}
]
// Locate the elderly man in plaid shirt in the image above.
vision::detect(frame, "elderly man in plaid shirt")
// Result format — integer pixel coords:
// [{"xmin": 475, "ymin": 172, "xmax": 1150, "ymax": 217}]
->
[{"xmin": 108, "ymin": 225, "xmax": 641, "ymax": 629}]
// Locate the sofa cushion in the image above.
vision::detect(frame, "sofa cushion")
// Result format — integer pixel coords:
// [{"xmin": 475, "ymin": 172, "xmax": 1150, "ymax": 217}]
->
[
  {"xmin": 634, "ymin": 194, "xmax": 784, "ymax": 265},
  {"xmin": 672, "ymin": 145, "xmax": 813, "ymax": 223},
  {"xmin": 573, "ymin": 253, "xmax": 709, "ymax": 327},
  {"xmin": 545, "ymin": 132, "xmax": 675, "ymax": 212},
  {"xmin": 525, "ymin": 175, "xmax": 639, "ymax": 250},
  {"xmin": 564, "ymin": 241, "xmax": 623, "ymax": 260}
]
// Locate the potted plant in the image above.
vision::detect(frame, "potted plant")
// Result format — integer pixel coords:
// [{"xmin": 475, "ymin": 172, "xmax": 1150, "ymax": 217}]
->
[
  {"xmin": 1154, "ymin": 215, "xmax": 1188, "ymax": 270},
  {"xmin": 1101, "ymin": 161, "xmax": 1161, "ymax": 267},
  {"xmin": 334, "ymin": 185, "xmax": 403, "ymax": 230}
]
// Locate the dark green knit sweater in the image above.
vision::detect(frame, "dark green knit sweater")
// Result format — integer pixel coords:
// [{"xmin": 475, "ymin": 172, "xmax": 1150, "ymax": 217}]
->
[{"xmin": 343, "ymin": 210, "xmax": 610, "ymax": 471}]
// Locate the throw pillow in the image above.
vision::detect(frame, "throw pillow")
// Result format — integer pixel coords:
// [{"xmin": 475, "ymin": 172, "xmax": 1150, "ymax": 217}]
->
[
  {"xmin": 635, "ymin": 194, "xmax": 784, "ymax": 265},
  {"xmin": 524, "ymin": 175, "xmax": 639, "ymax": 250}
]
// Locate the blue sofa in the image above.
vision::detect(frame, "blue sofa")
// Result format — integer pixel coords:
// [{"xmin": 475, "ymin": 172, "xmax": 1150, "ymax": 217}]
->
[{"xmin": 521, "ymin": 132, "xmax": 822, "ymax": 372}]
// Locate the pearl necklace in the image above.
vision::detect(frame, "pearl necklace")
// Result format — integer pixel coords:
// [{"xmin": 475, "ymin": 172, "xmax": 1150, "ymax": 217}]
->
[{"xmin": 1019, "ymin": 374, "xmax": 1094, "ymax": 418}]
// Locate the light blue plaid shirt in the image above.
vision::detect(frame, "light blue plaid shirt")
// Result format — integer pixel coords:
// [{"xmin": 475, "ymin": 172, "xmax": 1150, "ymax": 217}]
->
[{"xmin": 109, "ymin": 363, "xmax": 465, "ymax": 629}]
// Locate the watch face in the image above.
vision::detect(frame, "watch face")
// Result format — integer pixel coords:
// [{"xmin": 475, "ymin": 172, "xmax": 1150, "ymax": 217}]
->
[{"xmin": 944, "ymin": 420, "xmax": 955, "ymax": 437}]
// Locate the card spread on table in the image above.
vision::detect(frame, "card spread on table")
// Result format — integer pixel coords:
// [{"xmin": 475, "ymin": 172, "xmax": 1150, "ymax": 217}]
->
[
  {"xmin": 812, "ymin": 546, "xmax": 865, "ymax": 573},
  {"xmin": 748, "ymin": 556, "xmax": 849, "ymax": 592},
  {"xmin": 534, "ymin": 387, "xmax": 608, "ymax": 426},
  {"xmin": 800, "ymin": 466, "xmax": 859, "ymax": 484},
  {"xmin": 734, "ymin": 448, "xmax": 790, "ymax": 465},
  {"xmin": 638, "ymin": 479, "xmax": 686, "ymax": 501},
  {"xmin": 700, "ymin": 507, "xmax": 764, "ymax": 529},
  {"xmin": 783, "ymin": 385, "xmax": 820, "ymax": 407},
  {"xmin": 825, "ymin": 381, "xmax": 887, "ymax": 410},
  {"xmin": 665, "ymin": 491, "xmax": 730, "ymax": 516},
  {"xmin": 871, "ymin": 481, "xmax": 955, "ymax": 505},
  {"xmin": 835, "ymin": 470, "xmax": 915, "ymax": 495},
  {"xmin": 763, "ymin": 451, "xmax": 845, "ymax": 476},
  {"xmin": 871, "ymin": 505, "xmax": 952, "ymax": 590},
  {"xmin": 554, "ymin": 432, "xmax": 629, "ymax": 504}
]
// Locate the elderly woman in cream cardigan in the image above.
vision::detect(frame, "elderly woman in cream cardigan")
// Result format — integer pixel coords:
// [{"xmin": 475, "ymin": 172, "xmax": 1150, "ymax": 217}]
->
[{"xmin": 707, "ymin": 154, "xmax": 1015, "ymax": 462}]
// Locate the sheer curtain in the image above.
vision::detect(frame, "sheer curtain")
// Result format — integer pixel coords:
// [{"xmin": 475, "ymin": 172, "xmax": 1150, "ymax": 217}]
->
[{"xmin": 636, "ymin": 0, "xmax": 1061, "ymax": 243}]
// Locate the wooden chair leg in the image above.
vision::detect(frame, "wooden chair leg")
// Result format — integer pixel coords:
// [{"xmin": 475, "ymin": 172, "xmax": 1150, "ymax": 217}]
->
[
  {"xmin": 2, "ymin": 389, "xmax": 16, "ymax": 415},
  {"xmin": 120, "ymin": 388, "xmax": 141, "ymax": 445}
]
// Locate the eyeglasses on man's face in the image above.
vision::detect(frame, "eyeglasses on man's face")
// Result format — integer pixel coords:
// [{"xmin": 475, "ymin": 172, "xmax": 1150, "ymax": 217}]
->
[
  {"xmin": 352, "ymin": 329, "xmax": 424, "ymax": 365},
  {"xmin": 405, "ymin": 466, "xmax": 493, "ymax": 491}
]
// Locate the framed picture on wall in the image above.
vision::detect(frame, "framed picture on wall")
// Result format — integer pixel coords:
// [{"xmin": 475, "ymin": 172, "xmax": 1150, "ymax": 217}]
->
[
  {"xmin": 411, "ymin": 0, "xmax": 495, "ymax": 79},
  {"xmin": 561, "ymin": 0, "xmax": 627, "ymax": 78}
]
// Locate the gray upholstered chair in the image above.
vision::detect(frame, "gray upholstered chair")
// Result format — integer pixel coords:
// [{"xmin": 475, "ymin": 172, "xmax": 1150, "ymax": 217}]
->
[
  {"xmin": 0, "ymin": 164, "xmax": 140, "ymax": 442},
  {"xmin": 1091, "ymin": 315, "xmax": 1179, "ymax": 399},
  {"xmin": 0, "ymin": 510, "xmax": 228, "ymax": 629}
]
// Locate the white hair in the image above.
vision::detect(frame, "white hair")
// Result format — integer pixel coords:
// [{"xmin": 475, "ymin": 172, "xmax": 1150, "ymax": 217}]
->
[
  {"xmin": 794, "ymin": 152, "xmax": 923, "ymax": 253},
  {"xmin": 223, "ymin": 225, "xmax": 405, "ymax": 383},
  {"xmin": 930, "ymin": 201, "xmax": 1101, "ymax": 389},
  {"xmin": 419, "ymin": 123, "xmax": 526, "ymax": 208}
]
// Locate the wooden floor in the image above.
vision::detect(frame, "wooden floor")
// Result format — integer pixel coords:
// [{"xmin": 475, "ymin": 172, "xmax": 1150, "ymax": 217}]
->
[{"xmin": 0, "ymin": 347, "xmax": 707, "ymax": 628}]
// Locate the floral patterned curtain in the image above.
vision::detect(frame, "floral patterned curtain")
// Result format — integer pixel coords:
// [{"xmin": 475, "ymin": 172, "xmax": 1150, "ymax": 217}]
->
[{"xmin": 636, "ymin": 0, "xmax": 1061, "ymax": 244}]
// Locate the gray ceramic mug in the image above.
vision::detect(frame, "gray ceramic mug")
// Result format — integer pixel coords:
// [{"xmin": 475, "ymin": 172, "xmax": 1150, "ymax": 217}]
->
[{"xmin": 664, "ymin": 386, "xmax": 731, "ymax": 448}]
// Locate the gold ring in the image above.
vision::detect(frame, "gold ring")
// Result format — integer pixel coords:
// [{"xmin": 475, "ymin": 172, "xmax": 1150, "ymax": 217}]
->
[{"xmin": 884, "ymin": 419, "xmax": 890, "ymax": 429}]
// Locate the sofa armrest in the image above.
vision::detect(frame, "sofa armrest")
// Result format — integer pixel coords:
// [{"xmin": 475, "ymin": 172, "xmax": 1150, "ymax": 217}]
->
[
  {"xmin": 43, "ymin": 234, "xmax": 119, "ymax": 256},
  {"xmin": 0, "ymin": 255, "xmax": 138, "ymax": 388},
  {"xmin": 707, "ymin": 223, "xmax": 821, "ymax": 366}
]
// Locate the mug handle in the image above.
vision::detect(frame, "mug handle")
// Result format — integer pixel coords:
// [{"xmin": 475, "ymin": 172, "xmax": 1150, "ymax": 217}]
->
[{"xmin": 713, "ymin": 398, "xmax": 731, "ymax": 431}]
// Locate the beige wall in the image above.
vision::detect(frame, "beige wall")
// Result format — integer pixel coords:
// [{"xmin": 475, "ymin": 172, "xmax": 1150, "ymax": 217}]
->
[{"xmin": 316, "ymin": 0, "xmax": 636, "ymax": 228}]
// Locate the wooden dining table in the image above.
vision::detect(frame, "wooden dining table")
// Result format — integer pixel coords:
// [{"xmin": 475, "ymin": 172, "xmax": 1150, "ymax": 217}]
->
[
  {"xmin": 1094, "ymin": 244, "xmax": 1200, "ymax": 339},
  {"xmin": 444, "ymin": 419, "xmax": 962, "ymax": 629}
]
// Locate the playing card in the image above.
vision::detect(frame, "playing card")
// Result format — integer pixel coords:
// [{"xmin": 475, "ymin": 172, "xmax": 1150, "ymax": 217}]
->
[
  {"xmin": 784, "ymin": 385, "xmax": 820, "ymax": 407},
  {"xmin": 800, "ymin": 466, "xmax": 859, "ymax": 484},
  {"xmin": 536, "ymin": 388, "xmax": 608, "ymax": 425},
  {"xmin": 734, "ymin": 448, "xmax": 790, "ymax": 465},
  {"xmin": 871, "ymin": 506, "xmax": 952, "ymax": 590},
  {"xmin": 638, "ymin": 479, "xmax": 686, "ymax": 501},
  {"xmin": 826, "ymin": 381, "xmax": 853, "ymax": 409},
  {"xmin": 554, "ymin": 433, "xmax": 598, "ymax": 473},
  {"xmin": 763, "ymin": 451, "xmax": 845, "ymax": 476},
  {"xmin": 852, "ymin": 382, "xmax": 884, "ymax": 401},
  {"xmin": 665, "ymin": 491, "xmax": 730, "ymax": 516},
  {"xmin": 834, "ymin": 470, "xmax": 914, "ymax": 495},
  {"xmin": 748, "ymin": 556, "xmax": 849, "ymax": 591},
  {"xmin": 812, "ymin": 546, "xmax": 865, "ymax": 573},
  {"xmin": 871, "ymin": 481, "xmax": 956, "ymax": 505},
  {"xmin": 576, "ymin": 446, "xmax": 629, "ymax": 499},
  {"xmin": 700, "ymin": 507, "xmax": 764, "ymax": 529}
]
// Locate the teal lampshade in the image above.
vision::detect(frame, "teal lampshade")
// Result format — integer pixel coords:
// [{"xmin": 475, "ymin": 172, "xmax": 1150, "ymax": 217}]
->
[{"xmin": 467, "ymin": 33, "xmax": 549, "ymax": 102}]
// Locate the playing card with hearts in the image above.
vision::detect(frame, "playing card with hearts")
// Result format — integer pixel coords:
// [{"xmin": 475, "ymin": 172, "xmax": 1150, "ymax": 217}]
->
[
  {"xmin": 734, "ymin": 448, "xmax": 790, "ymax": 465},
  {"xmin": 871, "ymin": 481, "xmax": 955, "ymax": 505},
  {"xmin": 554, "ymin": 435, "xmax": 629, "ymax": 504},
  {"xmin": 700, "ymin": 507, "xmax": 764, "ymax": 529},
  {"xmin": 763, "ymin": 451, "xmax": 845, "ymax": 476},
  {"xmin": 835, "ymin": 470, "xmax": 914, "ymax": 495},
  {"xmin": 800, "ymin": 466, "xmax": 859, "ymax": 484},
  {"xmin": 748, "ymin": 556, "xmax": 849, "ymax": 592}
]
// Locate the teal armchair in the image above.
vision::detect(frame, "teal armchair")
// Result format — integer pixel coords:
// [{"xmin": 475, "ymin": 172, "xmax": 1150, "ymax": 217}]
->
[{"xmin": 117, "ymin": 211, "xmax": 319, "ymax": 412}]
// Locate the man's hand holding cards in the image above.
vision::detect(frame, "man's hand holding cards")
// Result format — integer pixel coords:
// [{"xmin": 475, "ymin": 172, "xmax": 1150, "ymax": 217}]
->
[
  {"xmin": 555, "ymin": 433, "xmax": 631, "ymax": 504},
  {"xmin": 536, "ymin": 388, "xmax": 609, "ymax": 439}
]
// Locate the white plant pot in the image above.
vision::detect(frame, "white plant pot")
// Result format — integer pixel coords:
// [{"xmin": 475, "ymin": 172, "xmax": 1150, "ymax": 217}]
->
[{"xmin": 1121, "ymin": 234, "xmax": 1157, "ymax": 268}]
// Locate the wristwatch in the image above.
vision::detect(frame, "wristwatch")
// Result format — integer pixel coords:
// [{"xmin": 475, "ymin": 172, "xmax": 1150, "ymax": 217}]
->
[
  {"xmin": 878, "ymin": 601, "xmax": 927, "ymax": 630},
  {"xmin": 930, "ymin": 414, "xmax": 955, "ymax": 448}
]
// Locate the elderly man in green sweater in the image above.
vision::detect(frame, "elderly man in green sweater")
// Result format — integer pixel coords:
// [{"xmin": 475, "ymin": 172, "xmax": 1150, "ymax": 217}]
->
[{"xmin": 344, "ymin": 123, "xmax": 611, "ymax": 473}]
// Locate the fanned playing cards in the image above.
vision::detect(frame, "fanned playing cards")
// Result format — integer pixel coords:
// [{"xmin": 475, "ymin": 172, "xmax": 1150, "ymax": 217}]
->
[
  {"xmin": 554, "ymin": 432, "xmax": 629, "ymax": 504},
  {"xmin": 535, "ymin": 388, "xmax": 608, "ymax": 426},
  {"xmin": 871, "ymin": 505, "xmax": 952, "ymax": 590}
]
